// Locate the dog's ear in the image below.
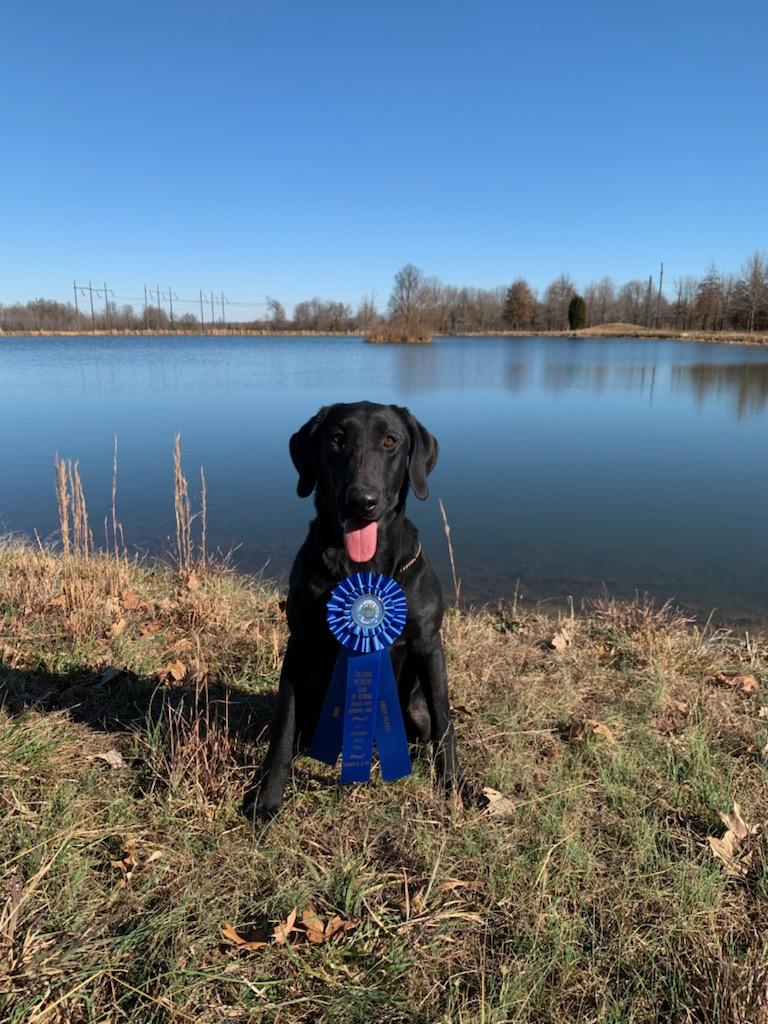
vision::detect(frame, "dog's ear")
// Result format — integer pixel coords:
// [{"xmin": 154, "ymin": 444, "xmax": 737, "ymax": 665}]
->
[
  {"xmin": 289, "ymin": 406, "xmax": 329, "ymax": 498},
  {"xmin": 395, "ymin": 407, "xmax": 439, "ymax": 500}
]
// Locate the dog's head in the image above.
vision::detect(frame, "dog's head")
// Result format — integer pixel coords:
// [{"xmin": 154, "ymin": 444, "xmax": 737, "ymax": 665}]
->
[{"xmin": 289, "ymin": 402, "xmax": 438, "ymax": 562}]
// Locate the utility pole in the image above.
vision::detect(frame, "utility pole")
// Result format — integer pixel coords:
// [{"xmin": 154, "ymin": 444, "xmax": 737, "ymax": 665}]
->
[
  {"xmin": 199, "ymin": 289, "xmax": 205, "ymax": 332},
  {"xmin": 156, "ymin": 285, "xmax": 162, "ymax": 327},
  {"xmin": 220, "ymin": 291, "xmax": 226, "ymax": 329},
  {"xmin": 655, "ymin": 262, "xmax": 664, "ymax": 329},
  {"xmin": 88, "ymin": 281, "xmax": 95, "ymax": 329},
  {"xmin": 210, "ymin": 290, "xmax": 215, "ymax": 330},
  {"xmin": 168, "ymin": 285, "xmax": 174, "ymax": 329},
  {"xmin": 104, "ymin": 281, "xmax": 111, "ymax": 332},
  {"xmin": 144, "ymin": 284, "xmax": 149, "ymax": 331},
  {"xmin": 73, "ymin": 280, "xmax": 80, "ymax": 331}
]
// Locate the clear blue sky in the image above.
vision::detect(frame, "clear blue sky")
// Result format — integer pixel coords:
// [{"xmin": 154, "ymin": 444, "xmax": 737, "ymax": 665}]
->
[{"xmin": 2, "ymin": 0, "xmax": 766, "ymax": 317}]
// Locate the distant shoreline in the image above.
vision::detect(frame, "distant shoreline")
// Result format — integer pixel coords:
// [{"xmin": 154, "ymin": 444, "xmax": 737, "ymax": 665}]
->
[{"xmin": 1, "ymin": 325, "xmax": 767, "ymax": 346}]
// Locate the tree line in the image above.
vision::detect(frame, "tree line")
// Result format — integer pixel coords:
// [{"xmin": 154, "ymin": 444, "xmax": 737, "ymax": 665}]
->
[{"xmin": 2, "ymin": 252, "xmax": 768, "ymax": 334}]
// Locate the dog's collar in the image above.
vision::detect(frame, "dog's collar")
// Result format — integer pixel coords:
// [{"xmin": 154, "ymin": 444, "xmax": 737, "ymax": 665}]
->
[{"xmin": 397, "ymin": 543, "xmax": 422, "ymax": 575}]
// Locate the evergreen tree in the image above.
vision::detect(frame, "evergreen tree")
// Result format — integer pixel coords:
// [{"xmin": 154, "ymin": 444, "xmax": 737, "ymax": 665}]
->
[{"xmin": 568, "ymin": 294, "xmax": 587, "ymax": 330}]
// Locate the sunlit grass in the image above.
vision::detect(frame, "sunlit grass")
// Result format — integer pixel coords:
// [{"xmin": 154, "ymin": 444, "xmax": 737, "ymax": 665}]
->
[{"xmin": 1, "ymin": 539, "xmax": 767, "ymax": 1022}]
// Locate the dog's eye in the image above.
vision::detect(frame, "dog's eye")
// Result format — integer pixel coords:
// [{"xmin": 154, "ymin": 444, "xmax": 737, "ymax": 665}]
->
[
  {"xmin": 331, "ymin": 432, "xmax": 346, "ymax": 449},
  {"xmin": 382, "ymin": 435, "xmax": 398, "ymax": 449}
]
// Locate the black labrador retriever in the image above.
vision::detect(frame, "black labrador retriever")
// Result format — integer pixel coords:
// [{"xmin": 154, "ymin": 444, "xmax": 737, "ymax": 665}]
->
[{"xmin": 247, "ymin": 401, "xmax": 463, "ymax": 816}]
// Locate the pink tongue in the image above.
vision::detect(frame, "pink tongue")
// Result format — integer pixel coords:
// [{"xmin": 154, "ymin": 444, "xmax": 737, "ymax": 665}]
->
[{"xmin": 343, "ymin": 519, "xmax": 378, "ymax": 563}]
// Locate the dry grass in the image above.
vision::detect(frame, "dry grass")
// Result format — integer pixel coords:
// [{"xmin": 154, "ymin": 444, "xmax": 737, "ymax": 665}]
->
[{"xmin": 1, "ymin": 542, "xmax": 768, "ymax": 1022}]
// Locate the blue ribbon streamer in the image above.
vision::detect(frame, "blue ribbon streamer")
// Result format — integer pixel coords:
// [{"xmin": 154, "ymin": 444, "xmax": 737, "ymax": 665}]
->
[{"xmin": 309, "ymin": 572, "xmax": 412, "ymax": 783}]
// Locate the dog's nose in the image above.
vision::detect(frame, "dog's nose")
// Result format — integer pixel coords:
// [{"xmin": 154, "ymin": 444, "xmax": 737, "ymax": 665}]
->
[{"xmin": 346, "ymin": 485, "xmax": 380, "ymax": 519}]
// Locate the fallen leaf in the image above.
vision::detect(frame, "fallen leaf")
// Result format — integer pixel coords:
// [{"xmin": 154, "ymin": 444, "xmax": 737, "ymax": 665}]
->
[
  {"xmin": 139, "ymin": 620, "xmax": 163, "ymax": 636},
  {"xmin": 121, "ymin": 590, "xmax": 142, "ymax": 610},
  {"xmin": 157, "ymin": 660, "xmax": 187, "ymax": 682},
  {"xmin": 708, "ymin": 801, "xmax": 760, "ymax": 877},
  {"xmin": 111, "ymin": 841, "xmax": 139, "ymax": 883},
  {"xmin": 482, "ymin": 786, "xmax": 516, "ymax": 818},
  {"xmin": 108, "ymin": 617, "xmax": 127, "ymax": 639},
  {"xmin": 273, "ymin": 908, "xmax": 297, "ymax": 946},
  {"xmin": 439, "ymin": 878, "xmax": 472, "ymax": 892},
  {"xmin": 301, "ymin": 907, "xmax": 325, "ymax": 944},
  {"xmin": 563, "ymin": 717, "xmax": 616, "ymax": 744},
  {"xmin": 551, "ymin": 623, "xmax": 574, "ymax": 653},
  {"xmin": 719, "ymin": 803, "xmax": 757, "ymax": 841},
  {"xmin": 586, "ymin": 719, "xmax": 617, "ymax": 744},
  {"xmin": 669, "ymin": 698, "xmax": 689, "ymax": 713},
  {"xmin": 713, "ymin": 672, "xmax": 760, "ymax": 694},
  {"xmin": 324, "ymin": 915, "xmax": 348, "ymax": 941},
  {"xmin": 48, "ymin": 594, "xmax": 67, "ymax": 609},
  {"xmin": 220, "ymin": 923, "xmax": 269, "ymax": 951},
  {"xmin": 91, "ymin": 749, "xmax": 126, "ymax": 769}
]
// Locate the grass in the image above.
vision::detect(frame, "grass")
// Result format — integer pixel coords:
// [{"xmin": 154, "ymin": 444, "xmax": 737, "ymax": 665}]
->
[{"xmin": 1, "ymin": 540, "xmax": 767, "ymax": 1022}]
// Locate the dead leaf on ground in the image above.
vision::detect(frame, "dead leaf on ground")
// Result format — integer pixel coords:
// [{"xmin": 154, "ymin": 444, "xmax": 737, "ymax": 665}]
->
[
  {"xmin": 108, "ymin": 617, "xmax": 127, "ymax": 639},
  {"xmin": 157, "ymin": 659, "xmax": 187, "ymax": 682},
  {"xmin": 90, "ymin": 748, "xmax": 126, "ymax": 769},
  {"xmin": 121, "ymin": 590, "xmax": 143, "ymax": 610},
  {"xmin": 272, "ymin": 908, "xmax": 297, "ymax": 945},
  {"xmin": 220, "ymin": 923, "xmax": 268, "ymax": 951},
  {"xmin": 669, "ymin": 698, "xmax": 689, "ymax": 713},
  {"xmin": 139, "ymin": 620, "xmax": 163, "ymax": 636},
  {"xmin": 708, "ymin": 801, "xmax": 761, "ymax": 877},
  {"xmin": 301, "ymin": 907, "xmax": 325, "ymax": 944},
  {"xmin": 563, "ymin": 717, "xmax": 616, "ymax": 744},
  {"xmin": 482, "ymin": 786, "xmax": 517, "ymax": 818},
  {"xmin": 48, "ymin": 594, "xmax": 67, "ymax": 609},
  {"xmin": 110, "ymin": 841, "xmax": 139, "ymax": 884},
  {"xmin": 713, "ymin": 672, "xmax": 760, "ymax": 695},
  {"xmin": 551, "ymin": 623, "xmax": 574, "ymax": 653}
]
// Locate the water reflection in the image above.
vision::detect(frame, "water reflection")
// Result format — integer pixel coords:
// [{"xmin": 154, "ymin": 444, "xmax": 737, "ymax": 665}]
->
[
  {"xmin": 541, "ymin": 363, "xmax": 657, "ymax": 394},
  {"xmin": 671, "ymin": 363, "xmax": 768, "ymax": 418}
]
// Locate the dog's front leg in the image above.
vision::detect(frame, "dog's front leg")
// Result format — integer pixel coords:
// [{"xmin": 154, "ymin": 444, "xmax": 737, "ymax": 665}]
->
[
  {"xmin": 416, "ymin": 640, "xmax": 462, "ymax": 788},
  {"xmin": 246, "ymin": 637, "xmax": 301, "ymax": 818}
]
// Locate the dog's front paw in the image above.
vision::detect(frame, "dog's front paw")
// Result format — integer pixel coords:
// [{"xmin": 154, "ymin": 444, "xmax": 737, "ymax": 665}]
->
[
  {"xmin": 242, "ymin": 786, "xmax": 283, "ymax": 824},
  {"xmin": 445, "ymin": 772, "xmax": 483, "ymax": 811}
]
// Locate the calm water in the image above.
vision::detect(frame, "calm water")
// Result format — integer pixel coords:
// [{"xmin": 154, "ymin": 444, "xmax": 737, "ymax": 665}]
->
[{"xmin": 2, "ymin": 334, "xmax": 767, "ymax": 621}]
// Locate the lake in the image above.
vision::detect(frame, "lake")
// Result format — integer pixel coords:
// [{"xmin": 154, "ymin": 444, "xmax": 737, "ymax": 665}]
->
[{"xmin": 1, "ymin": 334, "xmax": 767, "ymax": 622}]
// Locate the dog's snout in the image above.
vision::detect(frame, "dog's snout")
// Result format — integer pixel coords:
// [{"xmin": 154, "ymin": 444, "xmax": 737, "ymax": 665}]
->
[{"xmin": 346, "ymin": 484, "xmax": 380, "ymax": 519}]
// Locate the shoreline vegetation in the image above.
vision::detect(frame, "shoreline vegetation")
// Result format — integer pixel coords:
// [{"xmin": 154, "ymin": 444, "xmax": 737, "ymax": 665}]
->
[
  {"xmin": 1, "ymin": 322, "xmax": 768, "ymax": 346},
  {"xmin": 2, "ymin": 445, "xmax": 768, "ymax": 1021}
]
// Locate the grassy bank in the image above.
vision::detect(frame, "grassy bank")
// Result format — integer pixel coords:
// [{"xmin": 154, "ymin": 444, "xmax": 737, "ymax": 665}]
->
[{"xmin": 1, "ymin": 541, "xmax": 768, "ymax": 1022}]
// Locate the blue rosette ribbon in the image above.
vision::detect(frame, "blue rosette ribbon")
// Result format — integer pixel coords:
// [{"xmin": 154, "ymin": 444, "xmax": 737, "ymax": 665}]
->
[{"xmin": 309, "ymin": 572, "xmax": 412, "ymax": 783}]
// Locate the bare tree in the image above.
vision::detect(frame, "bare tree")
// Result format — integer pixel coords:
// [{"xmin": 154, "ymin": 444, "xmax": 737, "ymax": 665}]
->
[
  {"xmin": 583, "ymin": 276, "xmax": 616, "ymax": 326},
  {"xmin": 266, "ymin": 296, "xmax": 287, "ymax": 329},
  {"xmin": 739, "ymin": 251, "xmax": 768, "ymax": 331},
  {"xmin": 541, "ymin": 274, "xmax": 576, "ymax": 330}
]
